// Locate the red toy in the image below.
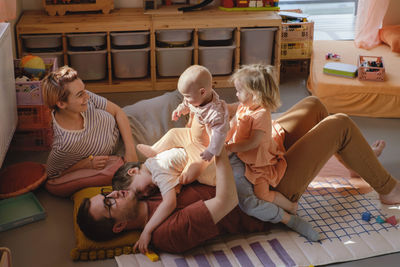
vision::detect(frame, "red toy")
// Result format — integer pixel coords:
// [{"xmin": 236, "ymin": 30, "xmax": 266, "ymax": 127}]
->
[{"xmin": 386, "ymin": 216, "xmax": 398, "ymax": 226}]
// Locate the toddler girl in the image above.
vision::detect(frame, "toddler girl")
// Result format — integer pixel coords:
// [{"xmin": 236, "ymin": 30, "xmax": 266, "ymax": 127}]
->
[{"xmin": 227, "ymin": 64, "xmax": 319, "ymax": 241}]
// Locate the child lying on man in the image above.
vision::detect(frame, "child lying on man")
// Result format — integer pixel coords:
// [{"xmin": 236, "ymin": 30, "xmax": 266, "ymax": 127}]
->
[
  {"xmin": 112, "ymin": 148, "xmax": 187, "ymax": 253},
  {"xmin": 112, "ymin": 149, "xmax": 320, "ymax": 252}
]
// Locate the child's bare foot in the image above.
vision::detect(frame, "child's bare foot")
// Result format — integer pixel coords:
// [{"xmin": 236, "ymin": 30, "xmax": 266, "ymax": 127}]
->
[
  {"xmin": 350, "ymin": 140, "xmax": 386, "ymax": 177},
  {"xmin": 136, "ymin": 144, "xmax": 157, "ymax": 158},
  {"xmin": 380, "ymin": 181, "xmax": 400, "ymax": 205}
]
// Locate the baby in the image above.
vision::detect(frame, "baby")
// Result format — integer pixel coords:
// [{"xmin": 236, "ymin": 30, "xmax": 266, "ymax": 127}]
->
[
  {"xmin": 137, "ymin": 65, "xmax": 230, "ymax": 185},
  {"xmin": 112, "ymin": 147, "xmax": 189, "ymax": 253}
]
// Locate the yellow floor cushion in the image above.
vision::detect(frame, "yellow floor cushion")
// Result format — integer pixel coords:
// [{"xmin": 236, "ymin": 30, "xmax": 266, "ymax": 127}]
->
[{"xmin": 71, "ymin": 186, "xmax": 140, "ymax": 261}]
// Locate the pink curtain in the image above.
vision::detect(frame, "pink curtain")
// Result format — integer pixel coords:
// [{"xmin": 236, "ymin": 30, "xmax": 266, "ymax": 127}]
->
[
  {"xmin": 0, "ymin": 0, "xmax": 16, "ymax": 22},
  {"xmin": 355, "ymin": 0, "xmax": 390, "ymax": 49}
]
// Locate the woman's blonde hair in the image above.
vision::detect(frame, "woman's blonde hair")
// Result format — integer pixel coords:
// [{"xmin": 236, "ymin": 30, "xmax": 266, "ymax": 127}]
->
[
  {"xmin": 41, "ymin": 65, "xmax": 78, "ymax": 111},
  {"xmin": 230, "ymin": 64, "xmax": 281, "ymax": 111}
]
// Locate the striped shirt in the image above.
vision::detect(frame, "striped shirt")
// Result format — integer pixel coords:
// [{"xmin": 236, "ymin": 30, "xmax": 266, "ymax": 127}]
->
[{"xmin": 46, "ymin": 91, "xmax": 120, "ymax": 179}]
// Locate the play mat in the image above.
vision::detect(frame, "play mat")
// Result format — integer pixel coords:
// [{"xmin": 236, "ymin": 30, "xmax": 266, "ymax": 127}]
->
[{"xmin": 116, "ymin": 158, "xmax": 400, "ymax": 266}]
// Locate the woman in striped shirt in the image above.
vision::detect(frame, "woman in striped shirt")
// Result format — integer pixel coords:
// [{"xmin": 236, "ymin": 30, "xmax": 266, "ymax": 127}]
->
[{"xmin": 42, "ymin": 66, "xmax": 137, "ymax": 179}]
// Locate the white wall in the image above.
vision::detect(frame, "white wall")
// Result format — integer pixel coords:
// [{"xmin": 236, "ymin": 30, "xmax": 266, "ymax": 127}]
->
[{"xmin": 22, "ymin": 0, "xmax": 143, "ymax": 10}]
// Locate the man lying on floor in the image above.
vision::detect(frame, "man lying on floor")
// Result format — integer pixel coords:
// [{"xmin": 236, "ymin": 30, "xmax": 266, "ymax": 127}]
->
[{"xmin": 76, "ymin": 96, "xmax": 400, "ymax": 254}]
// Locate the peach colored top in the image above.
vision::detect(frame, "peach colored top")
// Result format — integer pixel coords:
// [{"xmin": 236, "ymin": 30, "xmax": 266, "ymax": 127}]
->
[{"xmin": 232, "ymin": 104, "xmax": 287, "ymax": 200}]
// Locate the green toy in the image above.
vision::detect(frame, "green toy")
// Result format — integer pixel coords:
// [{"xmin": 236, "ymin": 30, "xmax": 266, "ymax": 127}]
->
[{"xmin": 323, "ymin": 62, "xmax": 358, "ymax": 78}]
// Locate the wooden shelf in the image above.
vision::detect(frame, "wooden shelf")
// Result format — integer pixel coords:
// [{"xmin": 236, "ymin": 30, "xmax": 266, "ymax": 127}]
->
[{"xmin": 16, "ymin": 7, "xmax": 282, "ymax": 93}]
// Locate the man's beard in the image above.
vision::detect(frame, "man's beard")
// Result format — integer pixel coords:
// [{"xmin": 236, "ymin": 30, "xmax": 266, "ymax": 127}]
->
[{"xmin": 125, "ymin": 192, "xmax": 140, "ymax": 221}]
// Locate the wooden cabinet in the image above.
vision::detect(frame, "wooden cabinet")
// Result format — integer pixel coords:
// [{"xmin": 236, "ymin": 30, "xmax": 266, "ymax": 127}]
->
[{"xmin": 16, "ymin": 7, "xmax": 282, "ymax": 93}]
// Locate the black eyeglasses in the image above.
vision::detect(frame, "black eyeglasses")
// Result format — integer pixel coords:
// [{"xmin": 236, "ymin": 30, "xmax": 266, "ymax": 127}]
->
[{"xmin": 101, "ymin": 188, "xmax": 116, "ymax": 219}]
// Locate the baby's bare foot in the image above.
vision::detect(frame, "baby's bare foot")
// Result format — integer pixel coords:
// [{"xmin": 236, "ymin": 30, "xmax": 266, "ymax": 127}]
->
[
  {"xmin": 350, "ymin": 140, "xmax": 386, "ymax": 177},
  {"xmin": 380, "ymin": 181, "xmax": 400, "ymax": 205},
  {"xmin": 136, "ymin": 144, "xmax": 157, "ymax": 158}
]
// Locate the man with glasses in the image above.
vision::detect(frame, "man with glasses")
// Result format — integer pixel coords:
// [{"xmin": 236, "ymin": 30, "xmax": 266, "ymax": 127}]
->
[{"xmin": 77, "ymin": 149, "xmax": 274, "ymax": 253}]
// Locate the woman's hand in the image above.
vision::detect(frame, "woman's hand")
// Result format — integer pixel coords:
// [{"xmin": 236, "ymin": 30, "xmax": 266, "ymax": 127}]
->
[
  {"xmin": 89, "ymin": 155, "xmax": 109, "ymax": 170},
  {"xmin": 133, "ymin": 230, "xmax": 151, "ymax": 254}
]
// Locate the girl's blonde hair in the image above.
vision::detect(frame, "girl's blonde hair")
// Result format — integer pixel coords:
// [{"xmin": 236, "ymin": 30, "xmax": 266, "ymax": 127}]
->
[
  {"xmin": 230, "ymin": 64, "xmax": 281, "ymax": 111},
  {"xmin": 41, "ymin": 65, "xmax": 78, "ymax": 111}
]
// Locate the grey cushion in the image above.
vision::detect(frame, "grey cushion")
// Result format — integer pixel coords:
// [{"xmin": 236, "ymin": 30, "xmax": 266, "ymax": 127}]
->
[{"xmin": 122, "ymin": 90, "xmax": 188, "ymax": 161}]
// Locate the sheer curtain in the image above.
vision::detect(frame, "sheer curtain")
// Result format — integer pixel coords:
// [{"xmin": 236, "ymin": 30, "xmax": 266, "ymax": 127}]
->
[
  {"xmin": 0, "ymin": 0, "xmax": 16, "ymax": 22},
  {"xmin": 354, "ymin": 0, "xmax": 390, "ymax": 49}
]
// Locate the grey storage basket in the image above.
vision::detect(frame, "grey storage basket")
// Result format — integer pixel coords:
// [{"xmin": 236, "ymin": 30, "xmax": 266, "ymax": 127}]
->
[
  {"xmin": 111, "ymin": 48, "xmax": 150, "ymax": 78},
  {"xmin": 67, "ymin": 49, "xmax": 107, "ymax": 80},
  {"xmin": 240, "ymin": 27, "xmax": 277, "ymax": 65}
]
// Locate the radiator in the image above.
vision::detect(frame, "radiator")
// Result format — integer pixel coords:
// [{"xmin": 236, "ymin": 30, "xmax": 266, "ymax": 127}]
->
[{"xmin": 0, "ymin": 22, "xmax": 17, "ymax": 167}]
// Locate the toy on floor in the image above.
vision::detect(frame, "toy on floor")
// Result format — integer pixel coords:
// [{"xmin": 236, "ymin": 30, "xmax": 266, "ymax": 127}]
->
[
  {"xmin": 361, "ymin": 211, "xmax": 371, "ymax": 222},
  {"xmin": 145, "ymin": 251, "xmax": 159, "ymax": 262},
  {"xmin": 386, "ymin": 215, "xmax": 398, "ymax": 226},
  {"xmin": 376, "ymin": 215, "xmax": 386, "ymax": 224},
  {"xmin": 361, "ymin": 212, "xmax": 398, "ymax": 226}
]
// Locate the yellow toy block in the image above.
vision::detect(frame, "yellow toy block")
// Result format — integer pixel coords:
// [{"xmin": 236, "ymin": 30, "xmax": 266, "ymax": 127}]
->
[{"xmin": 145, "ymin": 251, "xmax": 159, "ymax": 262}]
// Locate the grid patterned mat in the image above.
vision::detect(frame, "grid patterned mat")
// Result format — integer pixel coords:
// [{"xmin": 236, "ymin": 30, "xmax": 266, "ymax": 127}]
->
[{"xmin": 116, "ymin": 177, "xmax": 400, "ymax": 267}]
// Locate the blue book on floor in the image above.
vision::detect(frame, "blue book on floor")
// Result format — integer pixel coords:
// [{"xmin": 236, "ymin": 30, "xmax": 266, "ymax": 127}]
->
[
  {"xmin": 323, "ymin": 62, "xmax": 358, "ymax": 78},
  {"xmin": 0, "ymin": 192, "xmax": 46, "ymax": 232}
]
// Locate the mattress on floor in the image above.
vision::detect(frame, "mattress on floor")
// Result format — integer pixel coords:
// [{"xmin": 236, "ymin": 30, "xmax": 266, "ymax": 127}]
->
[{"xmin": 307, "ymin": 40, "xmax": 400, "ymax": 118}]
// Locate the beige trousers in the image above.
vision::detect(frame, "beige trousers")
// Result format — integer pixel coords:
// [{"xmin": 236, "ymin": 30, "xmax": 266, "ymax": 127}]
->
[
  {"xmin": 151, "ymin": 116, "xmax": 216, "ymax": 186},
  {"xmin": 275, "ymin": 96, "xmax": 397, "ymax": 202}
]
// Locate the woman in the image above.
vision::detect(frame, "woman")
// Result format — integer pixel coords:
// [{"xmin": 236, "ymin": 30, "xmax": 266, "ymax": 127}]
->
[{"xmin": 42, "ymin": 66, "xmax": 137, "ymax": 179}]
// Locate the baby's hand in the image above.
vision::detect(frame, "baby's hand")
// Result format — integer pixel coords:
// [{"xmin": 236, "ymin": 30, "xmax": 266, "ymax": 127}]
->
[
  {"xmin": 200, "ymin": 150, "xmax": 214, "ymax": 162},
  {"xmin": 171, "ymin": 109, "xmax": 181, "ymax": 121},
  {"xmin": 133, "ymin": 230, "xmax": 151, "ymax": 254}
]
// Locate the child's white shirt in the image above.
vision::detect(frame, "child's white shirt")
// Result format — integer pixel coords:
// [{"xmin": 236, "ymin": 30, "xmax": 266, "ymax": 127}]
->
[{"xmin": 144, "ymin": 148, "xmax": 188, "ymax": 195}]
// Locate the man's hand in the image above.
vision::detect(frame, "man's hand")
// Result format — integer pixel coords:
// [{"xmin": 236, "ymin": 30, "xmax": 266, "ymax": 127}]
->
[
  {"xmin": 133, "ymin": 230, "xmax": 151, "ymax": 254},
  {"xmin": 200, "ymin": 150, "xmax": 214, "ymax": 162}
]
